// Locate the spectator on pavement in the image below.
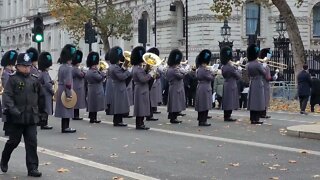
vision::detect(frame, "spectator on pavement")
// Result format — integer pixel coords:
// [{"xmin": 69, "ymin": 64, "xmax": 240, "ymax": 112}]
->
[
  {"xmin": 310, "ymin": 73, "xmax": 320, "ymax": 112},
  {"xmin": 297, "ymin": 64, "xmax": 312, "ymax": 115}
]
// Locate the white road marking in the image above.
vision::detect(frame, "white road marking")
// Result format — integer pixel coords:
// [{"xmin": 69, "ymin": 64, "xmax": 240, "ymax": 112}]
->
[
  {"xmin": 0, "ymin": 137, "xmax": 159, "ymax": 180},
  {"xmin": 98, "ymin": 121, "xmax": 320, "ymax": 157},
  {"xmin": 157, "ymin": 106, "xmax": 318, "ymax": 124}
]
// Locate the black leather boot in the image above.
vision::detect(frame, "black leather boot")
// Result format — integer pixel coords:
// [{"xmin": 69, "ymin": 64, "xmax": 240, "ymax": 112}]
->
[
  {"xmin": 61, "ymin": 118, "xmax": 76, "ymax": 133},
  {"xmin": 28, "ymin": 169, "xmax": 42, "ymax": 177}
]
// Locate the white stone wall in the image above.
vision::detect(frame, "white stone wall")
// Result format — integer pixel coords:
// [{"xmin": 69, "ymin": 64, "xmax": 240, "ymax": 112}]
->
[{"xmin": 0, "ymin": 0, "xmax": 320, "ymax": 63}]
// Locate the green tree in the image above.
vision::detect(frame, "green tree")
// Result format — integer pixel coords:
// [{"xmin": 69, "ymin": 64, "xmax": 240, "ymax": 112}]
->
[
  {"xmin": 48, "ymin": 0, "xmax": 133, "ymax": 52},
  {"xmin": 210, "ymin": 0, "xmax": 305, "ymax": 81}
]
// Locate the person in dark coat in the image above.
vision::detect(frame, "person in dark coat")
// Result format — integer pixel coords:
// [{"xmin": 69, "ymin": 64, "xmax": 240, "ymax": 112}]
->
[
  {"xmin": 310, "ymin": 73, "xmax": 320, "ymax": 112},
  {"xmin": 246, "ymin": 44, "xmax": 265, "ymax": 124},
  {"xmin": 131, "ymin": 46, "xmax": 153, "ymax": 130},
  {"xmin": 54, "ymin": 44, "xmax": 77, "ymax": 133},
  {"xmin": 85, "ymin": 52, "xmax": 106, "ymax": 123},
  {"xmin": 1, "ymin": 50, "xmax": 18, "ymax": 136},
  {"xmin": 108, "ymin": 46, "xmax": 131, "ymax": 126},
  {"xmin": 26, "ymin": 47, "xmax": 40, "ymax": 77},
  {"xmin": 195, "ymin": 49, "xmax": 214, "ymax": 126},
  {"xmin": 185, "ymin": 66, "xmax": 197, "ymax": 107},
  {"xmin": 148, "ymin": 47, "xmax": 162, "ymax": 115},
  {"xmin": 259, "ymin": 48, "xmax": 273, "ymax": 118},
  {"xmin": 221, "ymin": 46, "xmax": 241, "ymax": 122},
  {"xmin": 72, "ymin": 50, "xmax": 86, "ymax": 120},
  {"xmin": 1, "ymin": 53, "xmax": 45, "ymax": 177},
  {"xmin": 38, "ymin": 52, "xmax": 54, "ymax": 130},
  {"xmin": 166, "ymin": 49, "xmax": 187, "ymax": 124},
  {"xmin": 297, "ymin": 64, "xmax": 312, "ymax": 115}
]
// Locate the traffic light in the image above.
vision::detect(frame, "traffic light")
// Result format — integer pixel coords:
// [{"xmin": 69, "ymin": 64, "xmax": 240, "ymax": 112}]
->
[
  {"xmin": 85, "ymin": 21, "xmax": 97, "ymax": 44},
  {"xmin": 32, "ymin": 14, "xmax": 44, "ymax": 43}
]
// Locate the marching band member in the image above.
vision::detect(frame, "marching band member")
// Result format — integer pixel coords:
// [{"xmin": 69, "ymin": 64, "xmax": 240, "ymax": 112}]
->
[
  {"xmin": 108, "ymin": 46, "xmax": 131, "ymax": 126},
  {"xmin": 54, "ymin": 44, "xmax": 77, "ymax": 133},
  {"xmin": 221, "ymin": 46, "xmax": 241, "ymax": 122},
  {"xmin": 104, "ymin": 52, "xmax": 113, "ymax": 115},
  {"xmin": 72, "ymin": 50, "xmax": 87, "ymax": 120},
  {"xmin": 195, "ymin": 49, "xmax": 214, "ymax": 126},
  {"xmin": 259, "ymin": 48, "xmax": 272, "ymax": 119},
  {"xmin": 26, "ymin": 48, "xmax": 40, "ymax": 77},
  {"xmin": 38, "ymin": 52, "xmax": 54, "ymax": 130},
  {"xmin": 1, "ymin": 50, "xmax": 18, "ymax": 136},
  {"xmin": 131, "ymin": 46, "xmax": 153, "ymax": 130},
  {"xmin": 166, "ymin": 49, "xmax": 186, "ymax": 124},
  {"xmin": 85, "ymin": 52, "xmax": 106, "ymax": 123},
  {"xmin": 246, "ymin": 44, "xmax": 265, "ymax": 124}
]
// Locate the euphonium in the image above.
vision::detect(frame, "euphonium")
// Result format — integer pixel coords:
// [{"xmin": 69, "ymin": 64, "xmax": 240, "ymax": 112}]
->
[
  {"xmin": 98, "ymin": 60, "xmax": 109, "ymax": 71},
  {"xmin": 143, "ymin": 52, "xmax": 162, "ymax": 77}
]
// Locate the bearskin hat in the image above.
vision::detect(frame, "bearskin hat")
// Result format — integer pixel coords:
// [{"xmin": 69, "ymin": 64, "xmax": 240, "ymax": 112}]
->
[
  {"xmin": 86, "ymin": 51, "xmax": 100, "ymax": 67},
  {"xmin": 72, "ymin": 50, "xmax": 83, "ymax": 65},
  {"xmin": 26, "ymin": 47, "xmax": 39, "ymax": 62},
  {"xmin": 147, "ymin": 47, "xmax": 160, "ymax": 56},
  {"xmin": 59, "ymin": 44, "xmax": 76, "ymax": 64},
  {"xmin": 197, "ymin": 49, "xmax": 212, "ymax": 65},
  {"xmin": 105, "ymin": 51, "xmax": 110, "ymax": 61},
  {"xmin": 247, "ymin": 44, "xmax": 260, "ymax": 62},
  {"xmin": 16, "ymin": 53, "xmax": 32, "ymax": 66},
  {"xmin": 38, "ymin": 52, "xmax": 53, "ymax": 71},
  {"xmin": 167, "ymin": 49, "xmax": 183, "ymax": 66},
  {"xmin": 109, "ymin": 46, "xmax": 123, "ymax": 65},
  {"xmin": 220, "ymin": 46, "xmax": 233, "ymax": 65},
  {"xmin": 259, "ymin": 48, "xmax": 271, "ymax": 59},
  {"xmin": 130, "ymin": 46, "xmax": 145, "ymax": 65},
  {"xmin": 1, "ymin": 50, "xmax": 18, "ymax": 67}
]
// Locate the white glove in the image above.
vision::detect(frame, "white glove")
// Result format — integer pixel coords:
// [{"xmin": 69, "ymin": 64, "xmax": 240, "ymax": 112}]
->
[
  {"xmin": 262, "ymin": 63, "xmax": 267, "ymax": 68},
  {"xmin": 275, "ymin": 69, "xmax": 280, "ymax": 73},
  {"xmin": 237, "ymin": 66, "xmax": 243, "ymax": 71},
  {"xmin": 128, "ymin": 67, "xmax": 133, "ymax": 73},
  {"xmin": 149, "ymin": 70, "xmax": 156, "ymax": 78},
  {"xmin": 273, "ymin": 73, "xmax": 278, "ymax": 81}
]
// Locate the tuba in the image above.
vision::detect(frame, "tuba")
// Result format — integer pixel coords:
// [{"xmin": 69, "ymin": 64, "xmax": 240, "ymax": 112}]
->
[{"xmin": 143, "ymin": 52, "xmax": 162, "ymax": 78}]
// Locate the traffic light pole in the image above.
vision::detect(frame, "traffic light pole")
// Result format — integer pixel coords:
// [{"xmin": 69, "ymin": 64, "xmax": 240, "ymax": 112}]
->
[
  {"xmin": 89, "ymin": 43, "xmax": 92, "ymax": 52},
  {"xmin": 37, "ymin": 42, "xmax": 41, "ymax": 53}
]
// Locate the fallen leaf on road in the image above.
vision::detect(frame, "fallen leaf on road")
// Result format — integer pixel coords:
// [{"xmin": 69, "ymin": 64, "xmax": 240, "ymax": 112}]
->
[
  {"xmin": 217, "ymin": 145, "xmax": 223, "ymax": 147},
  {"xmin": 123, "ymin": 145, "xmax": 128, "ymax": 148},
  {"xmin": 313, "ymin": 175, "xmax": 320, "ymax": 178},
  {"xmin": 137, "ymin": 166, "xmax": 142, "ymax": 169},
  {"xmin": 186, "ymin": 146, "xmax": 192, "ymax": 149},
  {"xmin": 40, "ymin": 162, "xmax": 51, "ymax": 166},
  {"xmin": 270, "ymin": 177, "xmax": 279, "ymax": 180},
  {"xmin": 288, "ymin": 160, "xmax": 297, "ymax": 163},
  {"xmin": 77, "ymin": 137, "xmax": 87, "ymax": 140},
  {"xmin": 268, "ymin": 167, "xmax": 277, "ymax": 170},
  {"xmin": 112, "ymin": 138, "xmax": 117, "ymax": 140},
  {"xmin": 130, "ymin": 151, "xmax": 136, "ymax": 154},
  {"xmin": 112, "ymin": 177, "xmax": 124, "ymax": 180},
  {"xmin": 57, "ymin": 168, "xmax": 69, "ymax": 173},
  {"xmin": 110, "ymin": 153, "xmax": 118, "ymax": 158},
  {"xmin": 262, "ymin": 162, "xmax": 269, "ymax": 166},
  {"xmin": 300, "ymin": 150, "xmax": 308, "ymax": 154},
  {"xmin": 273, "ymin": 164, "xmax": 280, "ymax": 167},
  {"xmin": 200, "ymin": 160, "xmax": 207, "ymax": 164},
  {"xmin": 229, "ymin": 163, "xmax": 240, "ymax": 167},
  {"xmin": 280, "ymin": 168, "xmax": 288, "ymax": 171}
]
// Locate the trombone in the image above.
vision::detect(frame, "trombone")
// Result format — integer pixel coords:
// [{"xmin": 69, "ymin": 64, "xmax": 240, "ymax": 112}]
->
[{"xmin": 258, "ymin": 58, "xmax": 287, "ymax": 69}]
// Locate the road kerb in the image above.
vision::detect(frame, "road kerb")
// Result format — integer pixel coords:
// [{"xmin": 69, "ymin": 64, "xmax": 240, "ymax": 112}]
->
[{"xmin": 287, "ymin": 125, "xmax": 320, "ymax": 140}]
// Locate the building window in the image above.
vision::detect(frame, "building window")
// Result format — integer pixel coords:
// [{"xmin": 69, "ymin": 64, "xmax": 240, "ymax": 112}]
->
[
  {"xmin": 313, "ymin": 3, "xmax": 320, "ymax": 37},
  {"xmin": 246, "ymin": 2, "xmax": 260, "ymax": 36}
]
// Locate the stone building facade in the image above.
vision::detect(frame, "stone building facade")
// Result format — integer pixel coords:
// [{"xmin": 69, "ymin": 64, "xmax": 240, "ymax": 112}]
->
[{"xmin": 0, "ymin": 0, "xmax": 320, "ymax": 62}]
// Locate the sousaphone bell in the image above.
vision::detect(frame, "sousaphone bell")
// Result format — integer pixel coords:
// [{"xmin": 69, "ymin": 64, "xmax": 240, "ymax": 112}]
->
[{"xmin": 61, "ymin": 89, "xmax": 78, "ymax": 109}]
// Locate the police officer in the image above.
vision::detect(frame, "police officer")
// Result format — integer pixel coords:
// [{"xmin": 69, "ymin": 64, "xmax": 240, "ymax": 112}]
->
[
  {"xmin": 85, "ymin": 52, "xmax": 106, "ymax": 123},
  {"xmin": 166, "ymin": 49, "xmax": 187, "ymax": 124},
  {"xmin": 108, "ymin": 46, "xmax": 131, "ymax": 126},
  {"xmin": 195, "ymin": 49, "xmax": 214, "ymax": 126},
  {"xmin": 54, "ymin": 44, "xmax": 77, "ymax": 133},
  {"xmin": 26, "ymin": 47, "xmax": 40, "ymax": 77},
  {"xmin": 38, "ymin": 51, "xmax": 54, "ymax": 130},
  {"xmin": 221, "ymin": 46, "xmax": 241, "ymax": 122},
  {"xmin": 72, "ymin": 50, "xmax": 87, "ymax": 120},
  {"xmin": 1, "ymin": 50, "xmax": 18, "ymax": 136},
  {"xmin": 1, "ymin": 53, "xmax": 45, "ymax": 177}
]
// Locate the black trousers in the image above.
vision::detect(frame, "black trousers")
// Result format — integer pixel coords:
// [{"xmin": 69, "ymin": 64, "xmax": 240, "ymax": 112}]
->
[
  {"xmin": 61, "ymin": 118, "xmax": 70, "ymax": 130},
  {"xmin": 136, "ymin": 116, "xmax": 145, "ymax": 127},
  {"xmin": 152, "ymin": 107, "xmax": 158, "ymax": 112},
  {"xmin": 224, "ymin": 110, "xmax": 232, "ymax": 120},
  {"xmin": 198, "ymin": 111, "xmax": 208, "ymax": 122},
  {"xmin": 40, "ymin": 114, "xmax": 49, "ymax": 127},
  {"xmin": 250, "ymin": 111, "xmax": 261, "ymax": 122},
  {"xmin": 74, "ymin": 109, "xmax": 80, "ymax": 118},
  {"xmin": 147, "ymin": 105, "xmax": 154, "ymax": 119},
  {"xmin": 216, "ymin": 95, "xmax": 222, "ymax": 109},
  {"xmin": 1, "ymin": 124, "xmax": 38, "ymax": 172},
  {"xmin": 239, "ymin": 93, "xmax": 248, "ymax": 109},
  {"xmin": 299, "ymin": 96, "xmax": 309, "ymax": 112},
  {"xmin": 113, "ymin": 114, "xmax": 124, "ymax": 124},
  {"xmin": 89, "ymin": 112, "xmax": 97, "ymax": 122},
  {"xmin": 168, "ymin": 112, "xmax": 179, "ymax": 120}
]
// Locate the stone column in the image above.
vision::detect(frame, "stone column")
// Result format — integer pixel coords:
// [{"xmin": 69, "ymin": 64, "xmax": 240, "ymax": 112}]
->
[
  {"xmin": 3, "ymin": 0, "xmax": 8, "ymax": 20},
  {"xmin": 16, "ymin": 0, "xmax": 21, "ymax": 18}
]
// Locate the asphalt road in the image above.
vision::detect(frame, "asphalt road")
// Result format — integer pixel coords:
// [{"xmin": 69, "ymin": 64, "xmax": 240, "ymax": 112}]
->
[{"xmin": 0, "ymin": 106, "xmax": 319, "ymax": 180}]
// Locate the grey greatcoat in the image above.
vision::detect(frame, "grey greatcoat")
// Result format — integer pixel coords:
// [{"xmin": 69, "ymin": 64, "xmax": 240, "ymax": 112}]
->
[
  {"xmin": 85, "ymin": 68, "xmax": 106, "ymax": 112},
  {"xmin": 30, "ymin": 65, "xmax": 40, "ymax": 77},
  {"xmin": 132, "ymin": 65, "xmax": 152, "ymax": 117},
  {"xmin": 72, "ymin": 67, "xmax": 86, "ymax": 109},
  {"xmin": 166, "ymin": 67, "xmax": 186, "ymax": 113},
  {"xmin": 38, "ymin": 71, "xmax": 54, "ymax": 115},
  {"xmin": 246, "ymin": 60, "xmax": 266, "ymax": 111},
  {"xmin": 195, "ymin": 66, "xmax": 215, "ymax": 112},
  {"xmin": 262, "ymin": 65, "xmax": 271, "ymax": 108},
  {"xmin": 1, "ymin": 68, "xmax": 14, "ymax": 122},
  {"xmin": 150, "ymin": 77, "xmax": 162, "ymax": 108},
  {"xmin": 222, "ymin": 63, "xmax": 241, "ymax": 110},
  {"xmin": 127, "ymin": 79, "xmax": 134, "ymax": 106},
  {"xmin": 104, "ymin": 70, "xmax": 113, "ymax": 108},
  {"xmin": 109, "ymin": 64, "xmax": 131, "ymax": 115},
  {"xmin": 54, "ymin": 64, "xmax": 74, "ymax": 118}
]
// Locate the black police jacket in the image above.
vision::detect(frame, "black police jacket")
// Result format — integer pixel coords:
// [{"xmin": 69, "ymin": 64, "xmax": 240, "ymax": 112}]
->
[{"xmin": 3, "ymin": 71, "xmax": 45, "ymax": 125}]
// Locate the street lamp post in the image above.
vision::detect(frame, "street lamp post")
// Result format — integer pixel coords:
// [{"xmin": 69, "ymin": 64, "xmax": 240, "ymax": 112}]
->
[
  {"xmin": 219, "ymin": 20, "xmax": 233, "ymax": 50},
  {"xmin": 1, "ymin": 49, "xmax": 4, "ymax": 57},
  {"xmin": 98, "ymin": 39, "xmax": 103, "ymax": 56}
]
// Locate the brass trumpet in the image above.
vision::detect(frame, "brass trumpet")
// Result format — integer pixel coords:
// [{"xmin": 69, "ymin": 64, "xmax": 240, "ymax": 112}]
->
[{"xmin": 258, "ymin": 57, "xmax": 287, "ymax": 69}]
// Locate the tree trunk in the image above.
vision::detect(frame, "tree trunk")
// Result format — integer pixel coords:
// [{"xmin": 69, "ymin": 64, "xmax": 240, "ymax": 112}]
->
[
  {"xmin": 272, "ymin": 0, "xmax": 305, "ymax": 83},
  {"xmin": 102, "ymin": 36, "xmax": 111, "ymax": 53}
]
